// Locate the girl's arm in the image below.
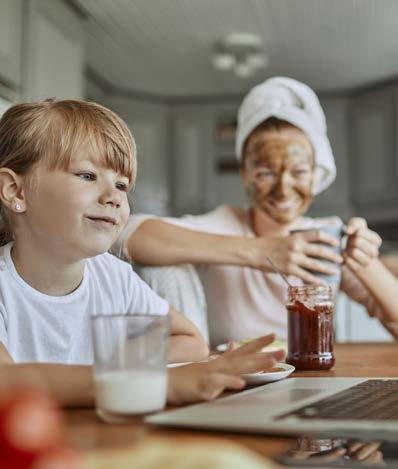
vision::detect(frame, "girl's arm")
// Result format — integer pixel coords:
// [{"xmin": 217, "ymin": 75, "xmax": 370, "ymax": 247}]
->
[
  {"xmin": 168, "ymin": 307, "xmax": 209, "ymax": 363},
  {"xmin": 127, "ymin": 219, "xmax": 342, "ymax": 285},
  {"xmin": 0, "ymin": 344, "xmax": 94, "ymax": 407},
  {"xmin": 0, "ymin": 336, "xmax": 285, "ymax": 408}
]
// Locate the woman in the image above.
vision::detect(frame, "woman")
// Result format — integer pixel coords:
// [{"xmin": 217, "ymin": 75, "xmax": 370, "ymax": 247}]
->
[{"xmin": 119, "ymin": 77, "xmax": 392, "ymax": 346}]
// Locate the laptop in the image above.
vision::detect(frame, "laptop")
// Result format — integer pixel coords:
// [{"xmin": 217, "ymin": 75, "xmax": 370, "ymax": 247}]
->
[{"xmin": 146, "ymin": 377, "xmax": 398, "ymax": 439}]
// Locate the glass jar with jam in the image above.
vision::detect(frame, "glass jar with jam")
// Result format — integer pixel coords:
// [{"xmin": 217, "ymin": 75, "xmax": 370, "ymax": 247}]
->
[{"xmin": 286, "ymin": 285, "xmax": 335, "ymax": 371}]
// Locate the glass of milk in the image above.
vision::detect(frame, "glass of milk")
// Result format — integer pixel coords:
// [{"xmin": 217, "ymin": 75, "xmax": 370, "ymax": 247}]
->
[{"xmin": 91, "ymin": 314, "xmax": 169, "ymax": 423}]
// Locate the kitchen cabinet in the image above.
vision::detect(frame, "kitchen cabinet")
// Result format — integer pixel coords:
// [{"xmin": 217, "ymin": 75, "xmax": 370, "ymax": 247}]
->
[
  {"xmin": 172, "ymin": 104, "xmax": 245, "ymax": 215},
  {"xmin": 335, "ymin": 293, "xmax": 393, "ymax": 343},
  {"xmin": 172, "ymin": 107, "xmax": 209, "ymax": 215},
  {"xmin": 309, "ymin": 98, "xmax": 353, "ymax": 220},
  {"xmin": 24, "ymin": 0, "xmax": 85, "ymax": 100},
  {"xmin": 350, "ymin": 86, "xmax": 397, "ymax": 219},
  {"xmin": 105, "ymin": 95, "xmax": 171, "ymax": 216},
  {"xmin": 0, "ymin": 0, "xmax": 23, "ymax": 88}
]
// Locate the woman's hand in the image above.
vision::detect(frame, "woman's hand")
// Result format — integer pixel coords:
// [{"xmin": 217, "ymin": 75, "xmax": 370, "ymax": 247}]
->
[
  {"xmin": 246, "ymin": 231, "xmax": 343, "ymax": 285},
  {"xmin": 343, "ymin": 218, "xmax": 382, "ymax": 273},
  {"xmin": 167, "ymin": 334, "xmax": 285, "ymax": 405}
]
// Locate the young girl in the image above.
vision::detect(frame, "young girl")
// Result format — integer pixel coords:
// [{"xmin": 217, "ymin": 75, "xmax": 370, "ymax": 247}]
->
[{"xmin": 0, "ymin": 99, "xmax": 284, "ymax": 406}]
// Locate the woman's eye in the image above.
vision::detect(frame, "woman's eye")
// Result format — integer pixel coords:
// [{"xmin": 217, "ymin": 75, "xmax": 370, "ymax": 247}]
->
[
  {"xmin": 77, "ymin": 172, "xmax": 96, "ymax": 181},
  {"xmin": 292, "ymin": 168, "xmax": 310, "ymax": 177},
  {"xmin": 255, "ymin": 170, "xmax": 274, "ymax": 179}
]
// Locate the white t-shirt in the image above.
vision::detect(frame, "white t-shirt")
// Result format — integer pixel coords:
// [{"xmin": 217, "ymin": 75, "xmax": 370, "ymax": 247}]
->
[
  {"xmin": 120, "ymin": 206, "xmax": 383, "ymax": 346},
  {"xmin": 0, "ymin": 242, "xmax": 169, "ymax": 364}
]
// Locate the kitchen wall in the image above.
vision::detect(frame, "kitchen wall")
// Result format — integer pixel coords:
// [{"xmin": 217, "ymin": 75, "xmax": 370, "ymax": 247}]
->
[
  {"xmin": 0, "ymin": 0, "xmax": 394, "ymax": 342},
  {"xmin": 169, "ymin": 97, "xmax": 353, "ymax": 220},
  {"xmin": 0, "ymin": 0, "xmax": 85, "ymax": 102}
]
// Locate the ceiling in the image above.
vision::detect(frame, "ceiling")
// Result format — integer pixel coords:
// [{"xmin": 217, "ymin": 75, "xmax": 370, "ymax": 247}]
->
[{"xmin": 76, "ymin": 0, "xmax": 398, "ymax": 98}]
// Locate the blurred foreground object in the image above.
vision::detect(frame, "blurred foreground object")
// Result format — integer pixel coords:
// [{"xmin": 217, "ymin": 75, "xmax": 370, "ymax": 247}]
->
[
  {"xmin": 0, "ymin": 390, "xmax": 81, "ymax": 469},
  {"xmin": 84, "ymin": 437, "xmax": 276, "ymax": 469}
]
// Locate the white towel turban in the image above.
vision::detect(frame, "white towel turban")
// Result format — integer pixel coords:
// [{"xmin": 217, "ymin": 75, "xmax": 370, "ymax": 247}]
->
[{"xmin": 236, "ymin": 77, "xmax": 336, "ymax": 195}]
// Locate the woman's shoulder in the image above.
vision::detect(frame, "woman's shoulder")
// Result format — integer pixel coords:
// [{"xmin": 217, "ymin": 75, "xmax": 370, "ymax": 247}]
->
[
  {"xmin": 163, "ymin": 205, "xmax": 247, "ymax": 235},
  {"xmin": 195, "ymin": 205, "xmax": 249, "ymax": 234}
]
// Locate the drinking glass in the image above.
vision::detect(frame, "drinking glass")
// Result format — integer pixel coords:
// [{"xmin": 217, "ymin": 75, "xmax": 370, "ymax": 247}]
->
[
  {"xmin": 289, "ymin": 223, "xmax": 344, "ymax": 285},
  {"xmin": 91, "ymin": 314, "xmax": 169, "ymax": 423}
]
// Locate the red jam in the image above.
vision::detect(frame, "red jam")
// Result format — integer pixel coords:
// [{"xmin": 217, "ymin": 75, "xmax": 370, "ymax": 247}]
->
[{"xmin": 286, "ymin": 286, "xmax": 335, "ymax": 371}]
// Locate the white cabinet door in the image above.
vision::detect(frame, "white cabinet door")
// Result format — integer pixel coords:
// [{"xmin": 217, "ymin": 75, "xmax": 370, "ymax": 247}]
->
[
  {"xmin": 24, "ymin": 0, "xmax": 84, "ymax": 100},
  {"xmin": 172, "ymin": 108, "xmax": 208, "ymax": 215},
  {"xmin": 351, "ymin": 87, "xmax": 396, "ymax": 210},
  {"xmin": 336, "ymin": 293, "xmax": 393, "ymax": 343},
  {"xmin": 0, "ymin": 0, "xmax": 23, "ymax": 87},
  {"xmin": 105, "ymin": 96, "xmax": 171, "ymax": 216}
]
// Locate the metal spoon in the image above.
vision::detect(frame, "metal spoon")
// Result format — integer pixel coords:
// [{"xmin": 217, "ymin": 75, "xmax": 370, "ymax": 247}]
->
[{"xmin": 266, "ymin": 257, "xmax": 292, "ymax": 288}]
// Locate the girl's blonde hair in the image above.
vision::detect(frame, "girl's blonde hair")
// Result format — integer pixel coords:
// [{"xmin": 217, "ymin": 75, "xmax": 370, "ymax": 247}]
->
[{"xmin": 0, "ymin": 98, "xmax": 137, "ymax": 245}]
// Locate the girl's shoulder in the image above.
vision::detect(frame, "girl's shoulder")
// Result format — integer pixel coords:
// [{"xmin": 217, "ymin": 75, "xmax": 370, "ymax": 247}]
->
[{"xmin": 87, "ymin": 252, "xmax": 136, "ymax": 283}]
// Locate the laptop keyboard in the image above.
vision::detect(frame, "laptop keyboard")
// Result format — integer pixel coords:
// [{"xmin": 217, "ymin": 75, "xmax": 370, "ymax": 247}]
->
[{"xmin": 278, "ymin": 380, "xmax": 398, "ymax": 420}]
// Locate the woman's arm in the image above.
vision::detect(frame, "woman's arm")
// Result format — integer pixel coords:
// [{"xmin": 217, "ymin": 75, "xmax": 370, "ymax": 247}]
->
[
  {"xmin": 342, "ymin": 218, "xmax": 398, "ymax": 335},
  {"xmin": 126, "ymin": 219, "xmax": 342, "ymax": 285},
  {"xmin": 168, "ymin": 307, "xmax": 209, "ymax": 363},
  {"xmin": 380, "ymin": 254, "xmax": 398, "ymax": 276},
  {"xmin": 344, "ymin": 257, "xmax": 398, "ymax": 327},
  {"xmin": 126, "ymin": 219, "xmax": 252, "ymax": 266}
]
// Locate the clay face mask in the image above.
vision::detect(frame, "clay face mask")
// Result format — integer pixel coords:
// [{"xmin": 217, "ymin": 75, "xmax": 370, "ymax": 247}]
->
[{"xmin": 243, "ymin": 135, "xmax": 314, "ymax": 224}]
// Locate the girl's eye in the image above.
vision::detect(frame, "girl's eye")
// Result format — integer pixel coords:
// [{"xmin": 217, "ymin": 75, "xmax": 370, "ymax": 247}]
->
[
  {"xmin": 77, "ymin": 172, "xmax": 96, "ymax": 181},
  {"xmin": 115, "ymin": 182, "xmax": 128, "ymax": 192}
]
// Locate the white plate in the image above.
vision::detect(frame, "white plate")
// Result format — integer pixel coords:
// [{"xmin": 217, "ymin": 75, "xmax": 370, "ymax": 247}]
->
[
  {"xmin": 216, "ymin": 339, "xmax": 287, "ymax": 353},
  {"xmin": 242, "ymin": 363, "xmax": 295, "ymax": 385},
  {"xmin": 167, "ymin": 362, "xmax": 192, "ymax": 368}
]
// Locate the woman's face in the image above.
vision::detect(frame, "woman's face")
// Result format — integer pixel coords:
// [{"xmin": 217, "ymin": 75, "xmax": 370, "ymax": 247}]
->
[{"xmin": 242, "ymin": 127, "xmax": 315, "ymax": 224}]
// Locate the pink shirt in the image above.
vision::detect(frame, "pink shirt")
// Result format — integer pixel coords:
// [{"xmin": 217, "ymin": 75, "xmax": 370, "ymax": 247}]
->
[{"xmin": 121, "ymin": 206, "xmax": 383, "ymax": 346}]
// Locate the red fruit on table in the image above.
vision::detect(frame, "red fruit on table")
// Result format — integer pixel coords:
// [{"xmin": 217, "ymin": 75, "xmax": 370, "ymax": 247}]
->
[{"xmin": 0, "ymin": 391, "xmax": 63, "ymax": 468}]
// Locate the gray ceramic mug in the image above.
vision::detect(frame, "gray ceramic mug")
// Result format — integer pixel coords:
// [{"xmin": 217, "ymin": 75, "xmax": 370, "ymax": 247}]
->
[{"xmin": 289, "ymin": 223, "xmax": 344, "ymax": 285}]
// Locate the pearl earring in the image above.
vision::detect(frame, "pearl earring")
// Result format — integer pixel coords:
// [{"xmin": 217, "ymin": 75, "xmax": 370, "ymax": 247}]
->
[{"xmin": 15, "ymin": 203, "xmax": 21, "ymax": 212}]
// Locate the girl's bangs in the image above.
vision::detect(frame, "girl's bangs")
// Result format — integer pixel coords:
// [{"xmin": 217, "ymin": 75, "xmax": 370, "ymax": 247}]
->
[{"xmin": 43, "ymin": 106, "xmax": 136, "ymax": 184}]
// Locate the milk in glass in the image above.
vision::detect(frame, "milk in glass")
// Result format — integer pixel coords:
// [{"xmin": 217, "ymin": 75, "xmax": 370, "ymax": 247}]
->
[{"xmin": 94, "ymin": 369, "xmax": 167, "ymax": 414}]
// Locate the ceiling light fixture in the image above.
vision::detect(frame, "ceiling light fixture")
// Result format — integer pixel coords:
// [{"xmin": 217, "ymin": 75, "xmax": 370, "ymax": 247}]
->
[{"xmin": 212, "ymin": 33, "xmax": 268, "ymax": 79}]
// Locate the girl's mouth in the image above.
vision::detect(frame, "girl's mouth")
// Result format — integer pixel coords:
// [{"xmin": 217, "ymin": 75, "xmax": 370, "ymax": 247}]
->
[{"xmin": 86, "ymin": 216, "xmax": 118, "ymax": 228}]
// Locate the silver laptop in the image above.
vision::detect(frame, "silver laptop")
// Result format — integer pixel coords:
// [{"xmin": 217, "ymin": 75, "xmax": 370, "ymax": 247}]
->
[{"xmin": 146, "ymin": 378, "xmax": 398, "ymax": 439}]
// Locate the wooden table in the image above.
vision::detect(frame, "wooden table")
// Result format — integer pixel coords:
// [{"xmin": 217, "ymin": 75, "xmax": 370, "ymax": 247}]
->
[{"xmin": 64, "ymin": 343, "xmax": 398, "ymax": 461}]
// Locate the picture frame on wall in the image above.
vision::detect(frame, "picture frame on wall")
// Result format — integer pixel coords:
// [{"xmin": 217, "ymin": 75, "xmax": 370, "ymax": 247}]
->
[
  {"xmin": 214, "ymin": 117, "xmax": 237, "ymax": 144},
  {"xmin": 215, "ymin": 116, "xmax": 239, "ymax": 174}
]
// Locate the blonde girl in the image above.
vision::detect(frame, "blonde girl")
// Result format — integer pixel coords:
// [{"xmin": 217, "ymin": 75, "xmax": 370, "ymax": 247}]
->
[{"xmin": 0, "ymin": 99, "xmax": 283, "ymax": 406}]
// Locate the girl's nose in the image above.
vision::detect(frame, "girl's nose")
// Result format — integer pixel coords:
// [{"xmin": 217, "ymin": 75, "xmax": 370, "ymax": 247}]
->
[{"xmin": 99, "ymin": 186, "xmax": 122, "ymax": 208}]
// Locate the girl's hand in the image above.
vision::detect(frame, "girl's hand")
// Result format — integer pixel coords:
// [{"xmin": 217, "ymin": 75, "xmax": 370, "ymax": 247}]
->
[
  {"xmin": 343, "ymin": 218, "xmax": 382, "ymax": 273},
  {"xmin": 167, "ymin": 334, "xmax": 285, "ymax": 405},
  {"xmin": 247, "ymin": 231, "xmax": 343, "ymax": 285}
]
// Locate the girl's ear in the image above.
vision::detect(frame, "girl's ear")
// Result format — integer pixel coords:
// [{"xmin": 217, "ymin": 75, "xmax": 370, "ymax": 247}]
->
[{"xmin": 0, "ymin": 168, "xmax": 26, "ymax": 213}]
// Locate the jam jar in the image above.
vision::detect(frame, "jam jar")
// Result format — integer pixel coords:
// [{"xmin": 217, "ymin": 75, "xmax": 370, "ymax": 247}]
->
[{"xmin": 286, "ymin": 285, "xmax": 335, "ymax": 371}]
